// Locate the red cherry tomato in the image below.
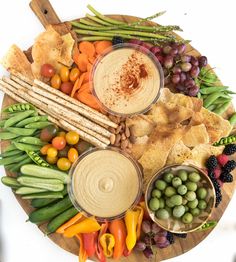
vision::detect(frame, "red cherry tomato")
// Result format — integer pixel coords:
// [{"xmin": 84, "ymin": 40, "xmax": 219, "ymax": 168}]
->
[
  {"xmin": 41, "ymin": 64, "xmax": 55, "ymax": 78},
  {"xmin": 52, "ymin": 136, "xmax": 66, "ymax": 150},
  {"xmin": 60, "ymin": 82, "xmax": 73, "ymax": 95}
]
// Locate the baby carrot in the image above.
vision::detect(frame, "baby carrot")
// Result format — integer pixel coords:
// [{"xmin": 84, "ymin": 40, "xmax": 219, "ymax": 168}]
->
[
  {"xmin": 79, "ymin": 41, "xmax": 96, "ymax": 58},
  {"xmin": 70, "ymin": 73, "xmax": 85, "ymax": 98}
]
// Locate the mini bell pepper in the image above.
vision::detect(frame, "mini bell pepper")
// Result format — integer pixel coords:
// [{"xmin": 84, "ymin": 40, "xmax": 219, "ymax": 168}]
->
[
  {"xmin": 109, "ymin": 219, "xmax": 126, "ymax": 260},
  {"xmin": 63, "ymin": 217, "xmax": 101, "ymax": 238},
  {"xmin": 99, "ymin": 233, "xmax": 115, "ymax": 257},
  {"xmin": 75, "ymin": 233, "xmax": 88, "ymax": 262},
  {"xmin": 95, "ymin": 221, "xmax": 108, "ymax": 262},
  {"xmin": 82, "ymin": 231, "xmax": 98, "ymax": 257},
  {"xmin": 56, "ymin": 213, "xmax": 84, "ymax": 234},
  {"xmin": 139, "ymin": 201, "xmax": 150, "ymax": 220},
  {"xmin": 136, "ymin": 206, "xmax": 144, "ymax": 240},
  {"xmin": 124, "ymin": 206, "xmax": 144, "ymax": 251}
]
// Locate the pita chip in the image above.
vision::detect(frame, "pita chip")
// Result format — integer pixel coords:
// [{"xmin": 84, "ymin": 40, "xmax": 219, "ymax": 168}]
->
[{"xmin": 182, "ymin": 124, "xmax": 209, "ymax": 147}]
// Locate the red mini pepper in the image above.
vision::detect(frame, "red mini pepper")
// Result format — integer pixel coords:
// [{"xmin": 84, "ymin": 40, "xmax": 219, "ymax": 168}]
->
[
  {"xmin": 95, "ymin": 221, "xmax": 109, "ymax": 262},
  {"xmin": 82, "ymin": 231, "xmax": 98, "ymax": 257}
]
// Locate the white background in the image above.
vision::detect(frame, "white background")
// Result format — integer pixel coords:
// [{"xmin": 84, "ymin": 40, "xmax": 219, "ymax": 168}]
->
[{"xmin": 0, "ymin": 1, "xmax": 236, "ymax": 262}]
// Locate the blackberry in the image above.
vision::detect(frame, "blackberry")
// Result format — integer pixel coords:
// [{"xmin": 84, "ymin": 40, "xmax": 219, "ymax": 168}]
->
[
  {"xmin": 211, "ymin": 178, "xmax": 221, "ymax": 193},
  {"xmin": 223, "ymin": 144, "xmax": 236, "ymax": 155},
  {"xmin": 220, "ymin": 172, "xmax": 233, "ymax": 183},
  {"xmin": 173, "ymin": 233, "xmax": 187, "ymax": 238},
  {"xmin": 112, "ymin": 36, "xmax": 124, "ymax": 45},
  {"xmin": 215, "ymin": 190, "xmax": 222, "ymax": 207},
  {"xmin": 166, "ymin": 232, "xmax": 174, "ymax": 244},
  {"xmin": 222, "ymin": 160, "xmax": 236, "ymax": 172},
  {"xmin": 208, "ymin": 170, "xmax": 215, "ymax": 181},
  {"xmin": 206, "ymin": 155, "xmax": 218, "ymax": 171}
]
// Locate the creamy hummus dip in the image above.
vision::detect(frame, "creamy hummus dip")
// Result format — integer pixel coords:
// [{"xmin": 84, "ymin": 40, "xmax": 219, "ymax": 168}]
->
[
  {"xmin": 71, "ymin": 149, "xmax": 141, "ymax": 218},
  {"xmin": 92, "ymin": 46, "xmax": 162, "ymax": 115}
]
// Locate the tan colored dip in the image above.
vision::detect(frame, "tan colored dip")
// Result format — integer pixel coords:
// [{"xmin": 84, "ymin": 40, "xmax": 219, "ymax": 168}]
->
[
  {"xmin": 71, "ymin": 149, "xmax": 141, "ymax": 218},
  {"xmin": 92, "ymin": 46, "xmax": 161, "ymax": 115}
]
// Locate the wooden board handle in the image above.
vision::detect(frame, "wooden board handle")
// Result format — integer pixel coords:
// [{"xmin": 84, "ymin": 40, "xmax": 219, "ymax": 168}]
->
[{"xmin": 29, "ymin": 0, "xmax": 61, "ymax": 28}]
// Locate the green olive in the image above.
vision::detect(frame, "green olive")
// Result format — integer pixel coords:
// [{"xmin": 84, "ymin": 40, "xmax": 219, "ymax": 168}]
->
[
  {"xmin": 197, "ymin": 188, "xmax": 208, "ymax": 200},
  {"xmin": 149, "ymin": 198, "xmax": 160, "ymax": 211},
  {"xmin": 156, "ymin": 208, "xmax": 170, "ymax": 220},
  {"xmin": 188, "ymin": 172, "xmax": 201, "ymax": 182},
  {"xmin": 177, "ymin": 170, "xmax": 188, "ymax": 181},
  {"xmin": 164, "ymin": 186, "xmax": 176, "ymax": 197},
  {"xmin": 151, "ymin": 189, "xmax": 162, "ymax": 198},
  {"xmin": 163, "ymin": 172, "xmax": 174, "ymax": 183},
  {"xmin": 172, "ymin": 177, "xmax": 182, "ymax": 188},
  {"xmin": 182, "ymin": 212, "xmax": 193, "ymax": 224},
  {"xmin": 155, "ymin": 180, "xmax": 167, "ymax": 191}
]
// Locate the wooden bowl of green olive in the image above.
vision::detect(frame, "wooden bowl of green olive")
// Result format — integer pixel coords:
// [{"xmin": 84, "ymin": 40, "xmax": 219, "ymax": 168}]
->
[{"xmin": 145, "ymin": 164, "xmax": 216, "ymax": 233}]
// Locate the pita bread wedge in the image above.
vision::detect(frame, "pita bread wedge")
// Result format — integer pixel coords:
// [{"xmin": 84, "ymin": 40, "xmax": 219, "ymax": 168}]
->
[
  {"xmin": 182, "ymin": 124, "xmax": 209, "ymax": 147},
  {"xmin": 1, "ymin": 44, "xmax": 33, "ymax": 79},
  {"xmin": 139, "ymin": 124, "xmax": 186, "ymax": 190},
  {"xmin": 166, "ymin": 140, "xmax": 193, "ymax": 165},
  {"xmin": 58, "ymin": 33, "xmax": 75, "ymax": 66}
]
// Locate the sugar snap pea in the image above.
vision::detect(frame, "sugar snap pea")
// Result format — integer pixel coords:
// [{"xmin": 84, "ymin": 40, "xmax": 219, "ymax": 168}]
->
[
  {"xmin": 214, "ymin": 135, "xmax": 236, "ymax": 146},
  {"xmin": 13, "ymin": 142, "xmax": 41, "ymax": 152},
  {"xmin": 197, "ymin": 220, "xmax": 217, "ymax": 231},
  {"xmin": 206, "ymin": 104, "xmax": 216, "ymax": 111},
  {"xmin": 0, "ymin": 149, "xmax": 23, "ymax": 158},
  {"xmin": 9, "ymin": 157, "xmax": 33, "ymax": 172},
  {"xmin": 203, "ymin": 92, "xmax": 222, "ymax": 108},
  {"xmin": 0, "ymin": 153, "xmax": 29, "ymax": 165},
  {"xmin": 6, "ymin": 127, "xmax": 37, "ymax": 136},
  {"xmin": 200, "ymin": 86, "xmax": 228, "ymax": 95},
  {"xmin": 1, "ymin": 176, "xmax": 21, "ymax": 188},
  {"xmin": 4, "ymin": 110, "xmax": 35, "ymax": 128},
  {"xmin": 15, "ymin": 187, "xmax": 48, "ymax": 195},
  {"xmin": 15, "ymin": 115, "xmax": 48, "ymax": 127},
  {"xmin": 213, "ymin": 100, "xmax": 231, "ymax": 115},
  {"xmin": 229, "ymin": 113, "xmax": 236, "ymax": 125},
  {"xmin": 3, "ymin": 103, "xmax": 35, "ymax": 113},
  {"xmin": 25, "ymin": 121, "xmax": 51, "ymax": 129},
  {"xmin": 23, "ymin": 192, "xmax": 64, "ymax": 200},
  {"xmin": 0, "ymin": 120, "xmax": 6, "ymax": 127},
  {"xmin": 212, "ymin": 98, "xmax": 231, "ymax": 105},
  {"xmin": 0, "ymin": 132, "xmax": 21, "ymax": 140},
  {"xmin": 26, "ymin": 151, "xmax": 50, "ymax": 167},
  {"xmin": 17, "ymin": 137, "xmax": 46, "ymax": 146}
]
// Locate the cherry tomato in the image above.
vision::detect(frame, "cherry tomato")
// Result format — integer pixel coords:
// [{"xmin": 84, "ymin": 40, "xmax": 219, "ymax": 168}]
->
[
  {"xmin": 60, "ymin": 66, "xmax": 70, "ymax": 82},
  {"xmin": 40, "ymin": 144, "xmax": 52, "ymax": 155},
  {"xmin": 68, "ymin": 148, "xmax": 79, "ymax": 163},
  {"xmin": 46, "ymin": 155, "xmax": 58, "ymax": 165},
  {"xmin": 76, "ymin": 140, "xmax": 93, "ymax": 154},
  {"xmin": 47, "ymin": 147, "xmax": 58, "ymax": 158},
  {"xmin": 57, "ymin": 157, "xmax": 71, "ymax": 171},
  {"xmin": 60, "ymin": 82, "xmax": 73, "ymax": 95},
  {"xmin": 65, "ymin": 131, "xmax": 80, "ymax": 145},
  {"xmin": 69, "ymin": 68, "xmax": 80, "ymax": 82},
  {"xmin": 58, "ymin": 131, "xmax": 66, "ymax": 137},
  {"xmin": 40, "ymin": 125, "xmax": 58, "ymax": 142},
  {"xmin": 52, "ymin": 136, "xmax": 66, "ymax": 150},
  {"xmin": 41, "ymin": 64, "xmax": 55, "ymax": 78},
  {"xmin": 51, "ymin": 74, "xmax": 61, "ymax": 89},
  {"xmin": 58, "ymin": 145, "xmax": 70, "ymax": 158}
]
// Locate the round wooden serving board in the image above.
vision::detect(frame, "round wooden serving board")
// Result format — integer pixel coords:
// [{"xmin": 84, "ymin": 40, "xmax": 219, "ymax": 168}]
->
[{"xmin": 1, "ymin": 1, "xmax": 236, "ymax": 261}]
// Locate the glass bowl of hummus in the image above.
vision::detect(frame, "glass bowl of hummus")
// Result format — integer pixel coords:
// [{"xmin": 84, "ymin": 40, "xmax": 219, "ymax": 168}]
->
[
  {"xmin": 145, "ymin": 164, "xmax": 216, "ymax": 233},
  {"xmin": 91, "ymin": 43, "xmax": 164, "ymax": 116},
  {"xmin": 68, "ymin": 147, "xmax": 143, "ymax": 221}
]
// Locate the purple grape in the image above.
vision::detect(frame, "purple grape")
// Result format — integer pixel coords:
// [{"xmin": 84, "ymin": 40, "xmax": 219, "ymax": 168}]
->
[
  {"xmin": 135, "ymin": 241, "xmax": 146, "ymax": 251},
  {"xmin": 185, "ymin": 72, "xmax": 193, "ymax": 80},
  {"xmin": 190, "ymin": 56, "xmax": 199, "ymax": 66},
  {"xmin": 174, "ymin": 54, "xmax": 181, "ymax": 62},
  {"xmin": 190, "ymin": 66, "xmax": 200, "ymax": 78},
  {"xmin": 143, "ymin": 247, "xmax": 154, "ymax": 259},
  {"xmin": 164, "ymin": 76, "xmax": 171, "ymax": 85},
  {"xmin": 170, "ymin": 48, "xmax": 178, "ymax": 56},
  {"xmin": 188, "ymin": 85, "xmax": 199, "ymax": 97},
  {"xmin": 177, "ymin": 44, "xmax": 186, "ymax": 54},
  {"xmin": 141, "ymin": 220, "xmax": 152, "ymax": 234},
  {"xmin": 144, "ymin": 235, "xmax": 153, "ymax": 246},
  {"xmin": 181, "ymin": 55, "xmax": 191, "ymax": 63},
  {"xmin": 163, "ymin": 68, "xmax": 169, "ymax": 77},
  {"xmin": 171, "ymin": 74, "xmax": 180, "ymax": 84},
  {"xmin": 156, "ymin": 54, "xmax": 164, "ymax": 65},
  {"xmin": 172, "ymin": 65, "xmax": 181, "ymax": 74},
  {"xmin": 198, "ymin": 56, "xmax": 208, "ymax": 67},
  {"xmin": 129, "ymin": 39, "xmax": 143, "ymax": 45},
  {"xmin": 176, "ymin": 83, "xmax": 185, "ymax": 91},
  {"xmin": 156, "ymin": 230, "xmax": 168, "ymax": 237},
  {"xmin": 180, "ymin": 72, "xmax": 187, "ymax": 83},
  {"xmin": 150, "ymin": 46, "xmax": 162, "ymax": 54},
  {"xmin": 163, "ymin": 45, "xmax": 172, "ymax": 54},
  {"xmin": 184, "ymin": 79, "xmax": 195, "ymax": 89},
  {"xmin": 181, "ymin": 62, "xmax": 192, "ymax": 72},
  {"xmin": 157, "ymin": 240, "xmax": 170, "ymax": 249},
  {"xmin": 154, "ymin": 235, "xmax": 167, "ymax": 244},
  {"xmin": 141, "ymin": 42, "xmax": 154, "ymax": 50},
  {"xmin": 151, "ymin": 223, "xmax": 162, "ymax": 234},
  {"xmin": 164, "ymin": 55, "xmax": 174, "ymax": 69}
]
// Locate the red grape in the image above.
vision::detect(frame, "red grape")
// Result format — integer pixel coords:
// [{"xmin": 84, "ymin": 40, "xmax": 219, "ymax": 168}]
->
[
  {"xmin": 157, "ymin": 240, "xmax": 171, "ymax": 249},
  {"xmin": 198, "ymin": 56, "xmax": 208, "ymax": 67},
  {"xmin": 163, "ymin": 45, "xmax": 172, "ymax": 54},
  {"xmin": 176, "ymin": 83, "xmax": 185, "ymax": 91},
  {"xmin": 135, "ymin": 241, "xmax": 146, "ymax": 251},
  {"xmin": 128, "ymin": 39, "xmax": 143, "ymax": 45},
  {"xmin": 177, "ymin": 44, "xmax": 186, "ymax": 54},
  {"xmin": 154, "ymin": 235, "xmax": 167, "ymax": 244},
  {"xmin": 190, "ymin": 56, "xmax": 199, "ymax": 66},
  {"xmin": 164, "ymin": 76, "xmax": 171, "ymax": 85},
  {"xmin": 164, "ymin": 55, "xmax": 174, "ymax": 69},
  {"xmin": 181, "ymin": 55, "xmax": 191, "ymax": 63},
  {"xmin": 141, "ymin": 220, "xmax": 151, "ymax": 234},
  {"xmin": 172, "ymin": 65, "xmax": 181, "ymax": 74},
  {"xmin": 181, "ymin": 62, "xmax": 192, "ymax": 72},
  {"xmin": 190, "ymin": 66, "xmax": 200, "ymax": 78},
  {"xmin": 150, "ymin": 46, "xmax": 162, "ymax": 54},
  {"xmin": 188, "ymin": 85, "xmax": 199, "ymax": 96},
  {"xmin": 156, "ymin": 54, "xmax": 164, "ymax": 65},
  {"xmin": 156, "ymin": 230, "xmax": 168, "ymax": 237},
  {"xmin": 170, "ymin": 48, "xmax": 178, "ymax": 56},
  {"xmin": 151, "ymin": 223, "xmax": 162, "ymax": 234},
  {"xmin": 180, "ymin": 72, "xmax": 187, "ymax": 83},
  {"xmin": 144, "ymin": 235, "xmax": 153, "ymax": 246},
  {"xmin": 143, "ymin": 247, "xmax": 154, "ymax": 259},
  {"xmin": 171, "ymin": 74, "xmax": 180, "ymax": 84},
  {"xmin": 184, "ymin": 79, "xmax": 195, "ymax": 89},
  {"xmin": 41, "ymin": 64, "xmax": 55, "ymax": 78}
]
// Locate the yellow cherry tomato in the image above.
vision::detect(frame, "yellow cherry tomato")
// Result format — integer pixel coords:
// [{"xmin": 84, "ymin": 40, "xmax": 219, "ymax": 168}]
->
[
  {"xmin": 47, "ymin": 147, "xmax": 58, "ymax": 158},
  {"xmin": 57, "ymin": 157, "xmax": 71, "ymax": 171},
  {"xmin": 46, "ymin": 155, "xmax": 58, "ymax": 165},
  {"xmin": 50, "ymin": 74, "xmax": 61, "ymax": 89},
  {"xmin": 58, "ymin": 131, "xmax": 66, "ymax": 137},
  {"xmin": 40, "ymin": 144, "xmax": 52, "ymax": 155},
  {"xmin": 60, "ymin": 66, "xmax": 70, "ymax": 82},
  {"xmin": 69, "ymin": 67, "xmax": 81, "ymax": 82},
  {"xmin": 68, "ymin": 148, "xmax": 79, "ymax": 163},
  {"xmin": 65, "ymin": 131, "xmax": 80, "ymax": 145}
]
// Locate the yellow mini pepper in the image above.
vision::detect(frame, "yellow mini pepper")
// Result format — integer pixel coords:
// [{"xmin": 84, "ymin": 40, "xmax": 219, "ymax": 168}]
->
[{"xmin": 99, "ymin": 233, "xmax": 115, "ymax": 257}]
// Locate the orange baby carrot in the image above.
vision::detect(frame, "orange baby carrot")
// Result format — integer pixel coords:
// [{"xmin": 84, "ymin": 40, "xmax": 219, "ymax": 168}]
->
[
  {"xmin": 77, "ymin": 53, "xmax": 89, "ymax": 72},
  {"xmin": 70, "ymin": 73, "xmax": 85, "ymax": 98},
  {"xmin": 95, "ymin": 40, "xmax": 112, "ymax": 55},
  {"xmin": 79, "ymin": 41, "xmax": 96, "ymax": 58}
]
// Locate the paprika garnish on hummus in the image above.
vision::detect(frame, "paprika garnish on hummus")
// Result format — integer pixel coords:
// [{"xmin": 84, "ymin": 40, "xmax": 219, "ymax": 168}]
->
[{"xmin": 92, "ymin": 44, "xmax": 163, "ymax": 116}]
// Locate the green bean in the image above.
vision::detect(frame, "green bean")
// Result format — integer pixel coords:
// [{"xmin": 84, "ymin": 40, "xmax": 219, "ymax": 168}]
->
[
  {"xmin": 220, "ymin": 93, "xmax": 231, "ymax": 99},
  {"xmin": 9, "ymin": 157, "xmax": 33, "ymax": 172},
  {"xmin": 212, "ymin": 98, "xmax": 231, "ymax": 105},
  {"xmin": 203, "ymin": 92, "xmax": 221, "ymax": 108},
  {"xmin": 0, "ymin": 149, "xmax": 23, "ymax": 158},
  {"xmin": 206, "ymin": 104, "xmax": 216, "ymax": 111},
  {"xmin": 4, "ymin": 110, "xmax": 35, "ymax": 128},
  {"xmin": 25, "ymin": 121, "xmax": 51, "ymax": 129},
  {"xmin": 228, "ymin": 113, "xmax": 236, "ymax": 125},
  {"xmin": 26, "ymin": 151, "xmax": 50, "ymax": 167},
  {"xmin": 213, "ymin": 100, "xmax": 231, "ymax": 115},
  {"xmin": 15, "ymin": 115, "xmax": 48, "ymax": 127},
  {"xmin": 16, "ymin": 137, "xmax": 46, "ymax": 146},
  {"xmin": 0, "ymin": 153, "xmax": 29, "ymax": 165},
  {"xmin": 13, "ymin": 142, "xmax": 41, "ymax": 152},
  {"xmin": 225, "ymin": 90, "xmax": 236, "ymax": 95},
  {"xmin": 4, "ymin": 144, "xmax": 17, "ymax": 152},
  {"xmin": 3, "ymin": 103, "xmax": 35, "ymax": 113},
  {"xmin": 200, "ymin": 86, "xmax": 228, "ymax": 95},
  {"xmin": 0, "ymin": 120, "xmax": 6, "ymax": 127},
  {"xmin": 6, "ymin": 127, "xmax": 36, "ymax": 136},
  {"xmin": 0, "ymin": 132, "xmax": 20, "ymax": 140}
]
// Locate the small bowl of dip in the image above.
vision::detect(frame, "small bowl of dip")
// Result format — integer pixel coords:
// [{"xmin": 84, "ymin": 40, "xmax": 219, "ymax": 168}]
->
[
  {"xmin": 91, "ymin": 43, "xmax": 164, "ymax": 116},
  {"xmin": 68, "ymin": 147, "xmax": 143, "ymax": 221}
]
